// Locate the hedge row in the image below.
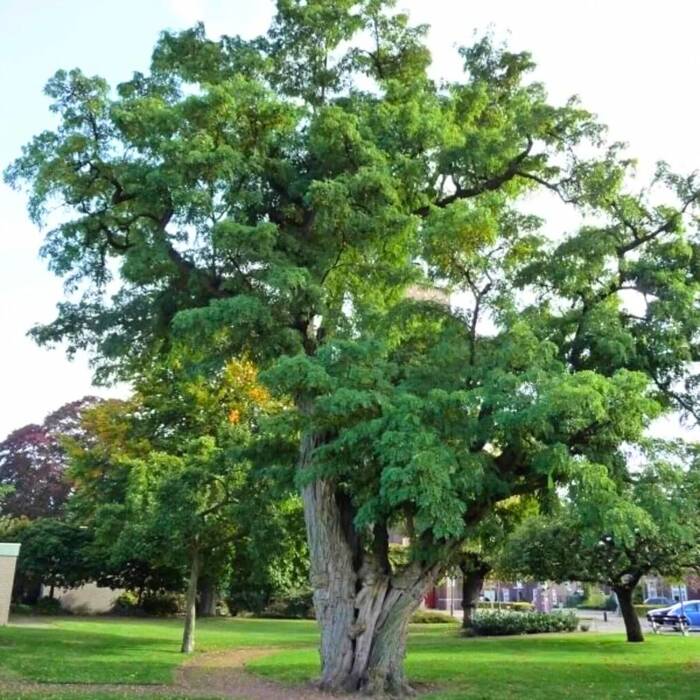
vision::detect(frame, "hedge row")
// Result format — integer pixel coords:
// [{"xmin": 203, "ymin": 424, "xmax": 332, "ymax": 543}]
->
[
  {"xmin": 633, "ymin": 604, "xmax": 669, "ymax": 616},
  {"xmin": 411, "ymin": 610, "xmax": 457, "ymax": 624},
  {"xmin": 477, "ymin": 601, "xmax": 534, "ymax": 612},
  {"xmin": 467, "ymin": 610, "xmax": 578, "ymax": 636}
]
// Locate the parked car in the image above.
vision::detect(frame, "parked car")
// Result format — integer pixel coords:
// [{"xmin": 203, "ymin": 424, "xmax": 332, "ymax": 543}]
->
[
  {"xmin": 647, "ymin": 600, "xmax": 700, "ymax": 632},
  {"xmin": 644, "ymin": 596, "xmax": 674, "ymax": 606}
]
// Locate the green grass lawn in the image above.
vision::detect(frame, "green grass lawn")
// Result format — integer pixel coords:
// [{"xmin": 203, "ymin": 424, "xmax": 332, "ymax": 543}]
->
[
  {"xmin": 250, "ymin": 626, "xmax": 700, "ymax": 699},
  {"xmin": 0, "ymin": 616, "xmax": 698, "ymax": 699},
  {"xmin": 0, "ymin": 616, "xmax": 317, "ymax": 684}
]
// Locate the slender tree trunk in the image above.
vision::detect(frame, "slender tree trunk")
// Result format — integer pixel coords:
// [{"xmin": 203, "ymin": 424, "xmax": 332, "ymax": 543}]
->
[
  {"xmin": 299, "ymin": 424, "xmax": 441, "ymax": 695},
  {"xmin": 197, "ymin": 578, "xmax": 218, "ymax": 617},
  {"xmin": 459, "ymin": 557, "xmax": 490, "ymax": 630},
  {"xmin": 613, "ymin": 585, "xmax": 644, "ymax": 643},
  {"xmin": 181, "ymin": 546, "xmax": 200, "ymax": 654}
]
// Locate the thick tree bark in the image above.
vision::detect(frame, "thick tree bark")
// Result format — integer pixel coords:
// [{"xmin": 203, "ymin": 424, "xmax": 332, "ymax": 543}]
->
[
  {"xmin": 360, "ymin": 563, "xmax": 434, "ymax": 696},
  {"xmin": 459, "ymin": 556, "xmax": 490, "ymax": 630},
  {"xmin": 181, "ymin": 546, "xmax": 200, "ymax": 654},
  {"xmin": 613, "ymin": 585, "xmax": 644, "ymax": 643},
  {"xmin": 197, "ymin": 577, "xmax": 218, "ymax": 617},
  {"xmin": 299, "ymin": 424, "xmax": 440, "ymax": 695}
]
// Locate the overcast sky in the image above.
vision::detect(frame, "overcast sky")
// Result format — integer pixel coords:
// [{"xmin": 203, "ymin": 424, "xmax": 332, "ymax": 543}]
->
[{"xmin": 1, "ymin": 0, "xmax": 698, "ymax": 438}]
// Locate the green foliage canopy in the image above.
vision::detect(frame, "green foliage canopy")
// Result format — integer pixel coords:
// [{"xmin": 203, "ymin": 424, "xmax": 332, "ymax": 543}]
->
[{"xmin": 501, "ymin": 444, "xmax": 700, "ymax": 589}]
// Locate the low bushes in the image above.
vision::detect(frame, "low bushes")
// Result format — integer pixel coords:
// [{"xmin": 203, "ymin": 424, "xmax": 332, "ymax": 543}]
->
[
  {"xmin": 478, "ymin": 601, "xmax": 533, "ymax": 612},
  {"xmin": 634, "ymin": 604, "xmax": 665, "ymax": 617},
  {"xmin": 566, "ymin": 593, "xmax": 585, "ymax": 608},
  {"xmin": 140, "ymin": 593, "xmax": 184, "ymax": 616},
  {"xmin": 111, "ymin": 591, "xmax": 141, "ymax": 616},
  {"xmin": 467, "ymin": 609, "xmax": 578, "ymax": 636},
  {"xmin": 411, "ymin": 610, "xmax": 456, "ymax": 624},
  {"xmin": 111, "ymin": 591, "xmax": 184, "ymax": 617},
  {"xmin": 576, "ymin": 592, "xmax": 617, "ymax": 611},
  {"xmin": 257, "ymin": 588, "xmax": 315, "ymax": 619},
  {"xmin": 10, "ymin": 597, "xmax": 68, "ymax": 616}
]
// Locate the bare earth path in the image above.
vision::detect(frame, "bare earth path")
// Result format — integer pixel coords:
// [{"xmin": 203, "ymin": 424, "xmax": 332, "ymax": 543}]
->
[
  {"xmin": 177, "ymin": 647, "xmax": 344, "ymax": 699},
  {"xmin": 0, "ymin": 646, "xmax": 346, "ymax": 699}
]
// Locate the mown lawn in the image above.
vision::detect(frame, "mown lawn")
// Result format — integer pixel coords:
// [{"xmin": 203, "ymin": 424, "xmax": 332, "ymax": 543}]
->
[
  {"xmin": 0, "ymin": 616, "xmax": 317, "ymax": 684},
  {"xmin": 0, "ymin": 616, "xmax": 698, "ymax": 699},
  {"xmin": 251, "ymin": 626, "xmax": 700, "ymax": 699}
]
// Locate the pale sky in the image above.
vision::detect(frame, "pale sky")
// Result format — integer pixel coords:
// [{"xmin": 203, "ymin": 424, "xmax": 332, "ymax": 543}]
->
[{"xmin": 1, "ymin": 0, "xmax": 699, "ymax": 438}]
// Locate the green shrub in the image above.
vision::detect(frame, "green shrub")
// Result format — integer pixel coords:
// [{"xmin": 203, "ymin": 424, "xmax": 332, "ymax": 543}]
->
[
  {"xmin": 34, "ymin": 597, "xmax": 67, "ymax": 615},
  {"xmin": 411, "ymin": 610, "xmax": 457, "ymax": 624},
  {"xmin": 478, "ymin": 601, "xmax": 533, "ymax": 612},
  {"xmin": 10, "ymin": 598, "xmax": 70, "ymax": 616},
  {"xmin": 259, "ymin": 588, "xmax": 314, "ymax": 619},
  {"xmin": 111, "ymin": 591, "xmax": 141, "ymax": 616},
  {"xmin": 566, "ymin": 593, "xmax": 584, "ymax": 608},
  {"xmin": 140, "ymin": 593, "xmax": 183, "ymax": 617},
  {"xmin": 227, "ymin": 590, "xmax": 269, "ymax": 616},
  {"xmin": 577, "ymin": 592, "xmax": 617, "ymax": 611},
  {"xmin": 9, "ymin": 603, "xmax": 33, "ymax": 616},
  {"xmin": 634, "ymin": 604, "xmax": 664, "ymax": 617},
  {"xmin": 467, "ymin": 610, "xmax": 578, "ymax": 636}
]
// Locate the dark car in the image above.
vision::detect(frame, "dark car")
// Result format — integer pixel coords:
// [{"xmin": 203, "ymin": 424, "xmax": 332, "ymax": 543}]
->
[
  {"xmin": 644, "ymin": 596, "xmax": 675, "ymax": 606},
  {"xmin": 647, "ymin": 600, "xmax": 700, "ymax": 632}
]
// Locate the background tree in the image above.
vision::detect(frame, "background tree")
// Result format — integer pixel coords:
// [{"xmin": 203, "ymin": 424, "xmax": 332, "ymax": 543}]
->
[
  {"xmin": 0, "ymin": 397, "xmax": 100, "ymax": 519},
  {"xmin": 61, "ymin": 398, "xmax": 187, "ymax": 598},
  {"xmin": 501, "ymin": 446, "xmax": 700, "ymax": 642},
  {"xmin": 455, "ymin": 496, "xmax": 536, "ymax": 629},
  {"xmin": 7, "ymin": 0, "xmax": 700, "ymax": 693},
  {"xmin": 227, "ymin": 485, "xmax": 309, "ymax": 616},
  {"xmin": 14, "ymin": 518, "xmax": 93, "ymax": 600},
  {"xmin": 140, "ymin": 440, "xmax": 241, "ymax": 653},
  {"xmin": 67, "ymin": 354, "xmax": 286, "ymax": 652}
]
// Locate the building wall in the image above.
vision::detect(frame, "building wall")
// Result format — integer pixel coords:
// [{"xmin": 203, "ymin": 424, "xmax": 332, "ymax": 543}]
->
[
  {"xmin": 44, "ymin": 582, "xmax": 124, "ymax": 614},
  {"xmin": 0, "ymin": 544, "xmax": 20, "ymax": 626},
  {"xmin": 427, "ymin": 577, "xmax": 576, "ymax": 611},
  {"xmin": 642, "ymin": 575, "xmax": 700, "ymax": 602},
  {"xmin": 0, "ymin": 555, "xmax": 18, "ymax": 625}
]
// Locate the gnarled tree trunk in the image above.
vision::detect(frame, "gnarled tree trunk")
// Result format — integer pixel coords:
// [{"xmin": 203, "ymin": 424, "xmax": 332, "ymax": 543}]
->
[
  {"xmin": 300, "ymin": 429, "xmax": 441, "ymax": 695},
  {"xmin": 613, "ymin": 584, "xmax": 644, "ymax": 643}
]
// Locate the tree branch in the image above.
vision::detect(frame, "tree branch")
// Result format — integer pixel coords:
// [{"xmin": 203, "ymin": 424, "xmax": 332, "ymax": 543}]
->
[{"xmin": 414, "ymin": 136, "xmax": 534, "ymax": 216}]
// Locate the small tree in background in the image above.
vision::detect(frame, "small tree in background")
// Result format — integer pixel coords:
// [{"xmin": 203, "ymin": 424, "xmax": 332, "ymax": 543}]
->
[
  {"xmin": 67, "ymin": 354, "xmax": 289, "ymax": 652},
  {"xmin": 502, "ymin": 446, "xmax": 700, "ymax": 642},
  {"xmin": 227, "ymin": 489, "xmax": 309, "ymax": 616},
  {"xmin": 0, "ymin": 397, "xmax": 100, "ymax": 519},
  {"xmin": 456, "ymin": 496, "xmax": 537, "ymax": 629},
  {"xmin": 15, "ymin": 518, "xmax": 93, "ymax": 600}
]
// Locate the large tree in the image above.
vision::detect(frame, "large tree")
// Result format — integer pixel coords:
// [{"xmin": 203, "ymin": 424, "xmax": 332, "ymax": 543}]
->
[{"xmin": 7, "ymin": 1, "xmax": 700, "ymax": 693}]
